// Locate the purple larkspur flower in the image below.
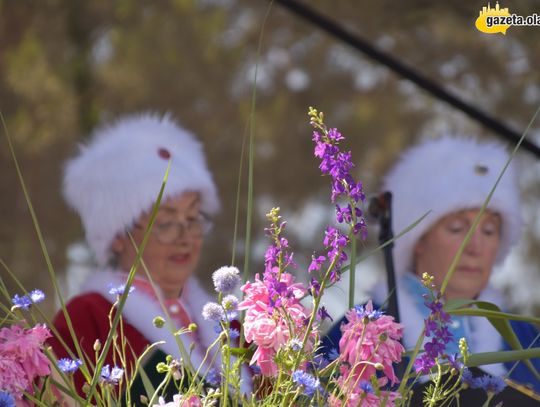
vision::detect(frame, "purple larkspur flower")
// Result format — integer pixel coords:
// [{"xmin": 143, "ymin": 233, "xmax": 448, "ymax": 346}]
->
[
  {"xmin": 414, "ymin": 292, "xmax": 456, "ymax": 374},
  {"xmin": 317, "ymin": 306, "xmax": 333, "ymax": 322},
  {"xmin": 292, "ymin": 370, "xmax": 321, "ymax": 396},
  {"xmin": 310, "ymin": 278, "xmax": 321, "ymax": 296},
  {"xmin": 308, "ymin": 255, "xmax": 326, "ymax": 273}
]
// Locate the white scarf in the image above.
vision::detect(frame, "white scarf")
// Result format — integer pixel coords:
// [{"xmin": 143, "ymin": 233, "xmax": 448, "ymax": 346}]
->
[{"xmin": 372, "ymin": 277, "xmax": 507, "ymax": 377}]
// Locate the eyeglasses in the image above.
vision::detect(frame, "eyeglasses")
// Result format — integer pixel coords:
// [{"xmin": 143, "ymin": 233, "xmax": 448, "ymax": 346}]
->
[{"xmin": 134, "ymin": 213, "xmax": 213, "ymax": 244}]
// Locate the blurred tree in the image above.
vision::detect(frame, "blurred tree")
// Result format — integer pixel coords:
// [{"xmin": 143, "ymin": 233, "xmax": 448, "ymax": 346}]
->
[{"xmin": 1, "ymin": 0, "xmax": 540, "ymax": 317}]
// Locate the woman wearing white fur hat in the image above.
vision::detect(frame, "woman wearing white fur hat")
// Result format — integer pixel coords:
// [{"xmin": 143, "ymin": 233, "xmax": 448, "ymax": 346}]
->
[
  {"xmin": 49, "ymin": 113, "xmax": 239, "ymax": 399},
  {"xmin": 324, "ymin": 136, "xmax": 540, "ymax": 393}
]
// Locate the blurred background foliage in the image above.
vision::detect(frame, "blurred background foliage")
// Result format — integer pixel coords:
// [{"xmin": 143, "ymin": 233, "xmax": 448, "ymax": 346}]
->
[{"xmin": 1, "ymin": 0, "xmax": 540, "ymax": 319}]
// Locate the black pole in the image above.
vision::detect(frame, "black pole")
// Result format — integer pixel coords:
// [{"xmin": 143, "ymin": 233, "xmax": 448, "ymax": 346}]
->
[
  {"xmin": 369, "ymin": 192, "xmax": 400, "ymax": 324},
  {"xmin": 369, "ymin": 191, "xmax": 406, "ymax": 379},
  {"xmin": 272, "ymin": 0, "xmax": 540, "ymax": 159}
]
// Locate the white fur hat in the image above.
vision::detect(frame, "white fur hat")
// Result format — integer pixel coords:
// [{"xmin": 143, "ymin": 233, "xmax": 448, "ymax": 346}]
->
[
  {"xmin": 383, "ymin": 136, "xmax": 522, "ymax": 275},
  {"xmin": 63, "ymin": 113, "xmax": 220, "ymax": 267}
]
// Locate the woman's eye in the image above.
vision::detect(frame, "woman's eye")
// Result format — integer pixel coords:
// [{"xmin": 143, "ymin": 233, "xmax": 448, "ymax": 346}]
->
[
  {"xmin": 482, "ymin": 222, "xmax": 498, "ymax": 236},
  {"xmin": 447, "ymin": 221, "xmax": 466, "ymax": 233},
  {"xmin": 156, "ymin": 222, "xmax": 174, "ymax": 230}
]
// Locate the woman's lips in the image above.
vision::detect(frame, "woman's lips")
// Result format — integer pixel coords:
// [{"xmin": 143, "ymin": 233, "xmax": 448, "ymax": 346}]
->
[
  {"xmin": 457, "ymin": 266, "xmax": 481, "ymax": 273},
  {"xmin": 169, "ymin": 253, "xmax": 190, "ymax": 264}
]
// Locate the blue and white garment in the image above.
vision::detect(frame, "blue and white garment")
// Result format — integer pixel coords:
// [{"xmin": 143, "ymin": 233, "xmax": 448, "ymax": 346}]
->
[{"xmin": 322, "ymin": 274, "xmax": 540, "ymax": 393}]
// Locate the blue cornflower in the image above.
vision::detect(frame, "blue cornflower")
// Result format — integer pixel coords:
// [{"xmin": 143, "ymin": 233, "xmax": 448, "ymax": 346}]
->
[
  {"xmin": 11, "ymin": 289, "xmax": 45, "ymax": 310},
  {"xmin": 461, "ymin": 368, "xmax": 476, "ymax": 387},
  {"xmin": 354, "ymin": 303, "xmax": 384, "ymax": 321},
  {"xmin": 108, "ymin": 283, "xmax": 134, "ymax": 297},
  {"xmin": 228, "ymin": 328, "xmax": 240, "ymax": 340},
  {"xmin": 206, "ymin": 368, "xmax": 222, "ymax": 387},
  {"xmin": 58, "ymin": 358, "xmax": 83, "ymax": 373},
  {"xmin": 212, "ymin": 266, "xmax": 241, "ymax": 294},
  {"xmin": 292, "ymin": 370, "xmax": 321, "ymax": 396},
  {"xmin": 289, "ymin": 338, "xmax": 303, "ymax": 351},
  {"xmin": 12, "ymin": 294, "xmax": 32, "ymax": 310},
  {"xmin": 100, "ymin": 365, "xmax": 124, "ymax": 385},
  {"xmin": 359, "ymin": 380, "xmax": 374, "ymax": 394},
  {"xmin": 311, "ymin": 353, "xmax": 330, "ymax": 369},
  {"xmin": 29, "ymin": 289, "xmax": 45, "ymax": 303},
  {"xmin": 474, "ymin": 374, "xmax": 507, "ymax": 395},
  {"xmin": 328, "ymin": 347, "xmax": 339, "ymax": 361},
  {"xmin": 202, "ymin": 302, "xmax": 225, "ymax": 322},
  {"xmin": 0, "ymin": 391, "xmax": 15, "ymax": 407}
]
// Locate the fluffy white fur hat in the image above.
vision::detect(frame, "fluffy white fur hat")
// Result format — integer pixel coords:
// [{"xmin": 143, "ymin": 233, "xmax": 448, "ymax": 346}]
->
[
  {"xmin": 383, "ymin": 136, "xmax": 522, "ymax": 275},
  {"xmin": 63, "ymin": 113, "xmax": 219, "ymax": 267}
]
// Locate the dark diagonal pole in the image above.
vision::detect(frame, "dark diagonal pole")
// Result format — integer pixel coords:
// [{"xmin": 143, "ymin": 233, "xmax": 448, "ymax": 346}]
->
[{"xmin": 273, "ymin": 0, "xmax": 540, "ymax": 159}]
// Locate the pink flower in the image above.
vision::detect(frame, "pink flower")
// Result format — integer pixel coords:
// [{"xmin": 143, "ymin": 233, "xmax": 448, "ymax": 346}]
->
[
  {"xmin": 338, "ymin": 301, "xmax": 403, "ymax": 385},
  {"xmin": 238, "ymin": 273, "xmax": 315, "ymax": 376},
  {"xmin": 152, "ymin": 394, "xmax": 202, "ymax": 407},
  {"xmin": 0, "ymin": 324, "xmax": 51, "ymax": 380},
  {"xmin": 0, "ymin": 324, "xmax": 52, "ymax": 400},
  {"xmin": 328, "ymin": 388, "xmax": 400, "ymax": 407},
  {"xmin": 0, "ymin": 353, "xmax": 29, "ymax": 399}
]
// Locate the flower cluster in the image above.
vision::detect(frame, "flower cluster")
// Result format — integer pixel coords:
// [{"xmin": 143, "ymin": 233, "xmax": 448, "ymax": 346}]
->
[
  {"xmin": 330, "ymin": 301, "xmax": 403, "ymax": 406},
  {"xmin": 0, "ymin": 324, "xmax": 51, "ymax": 401},
  {"xmin": 414, "ymin": 274, "xmax": 455, "ymax": 375},
  {"xmin": 309, "ymin": 107, "xmax": 367, "ymax": 239}
]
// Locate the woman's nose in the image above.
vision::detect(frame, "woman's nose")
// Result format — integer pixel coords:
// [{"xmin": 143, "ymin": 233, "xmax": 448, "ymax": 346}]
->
[{"xmin": 464, "ymin": 229, "xmax": 483, "ymax": 254}]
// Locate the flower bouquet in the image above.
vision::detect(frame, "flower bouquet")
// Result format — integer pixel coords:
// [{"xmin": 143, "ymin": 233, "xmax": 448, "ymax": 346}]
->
[{"xmin": 2, "ymin": 107, "xmax": 540, "ymax": 407}]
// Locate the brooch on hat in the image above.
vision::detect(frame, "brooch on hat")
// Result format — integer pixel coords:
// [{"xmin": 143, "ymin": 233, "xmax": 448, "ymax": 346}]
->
[
  {"xmin": 474, "ymin": 164, "xmax": 489, "ymax": 175},
  {"xmin": 158, "ymin": 148, "xmax": 171, "ymax": 160}
]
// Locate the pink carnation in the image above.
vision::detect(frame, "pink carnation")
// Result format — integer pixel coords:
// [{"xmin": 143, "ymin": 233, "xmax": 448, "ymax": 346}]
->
[
  {"xmin": 0, "ymin": 323, "xmax": 52, "ymax": 400},
  {"xmin": 153, "ymin": 394, "xmax": 202, "ymax": 407},
  {"xmin": 328, "ymin": 387, "xmax": 400, "ymax": 407},
  {"xmin": 238, "ymin": 273, "xmax": 314, "ymax": 376},
  {"xmin": 0, "ymin": 324, "xmax": 52, "ymax": 380},
  {"xmin": 339, "ymin": 301, "xmax": 403, "ymax": 385},
  {"xmin": 0, "ymin": 353, "xmax": 29, "ymax": 399}
]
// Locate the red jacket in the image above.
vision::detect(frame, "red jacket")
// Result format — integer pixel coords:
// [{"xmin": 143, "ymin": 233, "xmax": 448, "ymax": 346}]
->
[{"xmin": 50, "ymin": 292, "xmax": 149, "ymax": 395}]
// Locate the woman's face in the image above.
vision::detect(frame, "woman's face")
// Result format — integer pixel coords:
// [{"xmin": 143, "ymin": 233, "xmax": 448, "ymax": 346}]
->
[
  {"xmin": 112, "ymin": 191, "xmax": 205, "ymax": 299},
  {"xmin": 414, "ymin": 209, "xmax": 501, "ymax": 300}
]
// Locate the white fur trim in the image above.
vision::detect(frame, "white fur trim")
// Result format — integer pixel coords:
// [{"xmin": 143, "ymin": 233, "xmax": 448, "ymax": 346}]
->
[
  {"xmin": 63, "ymin": 113, "xmax": 220, "ymax": 267},
  {"xmin": 80, "ymin": 270, "xmax": 252, "ymax": 393},
  {"xmin": 383, "ymin": 136, "xmax": 522, "ymax": 275},
  {"xmin": 372, "ymin": 279, "xmax": 507, "ymax": 376}
]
